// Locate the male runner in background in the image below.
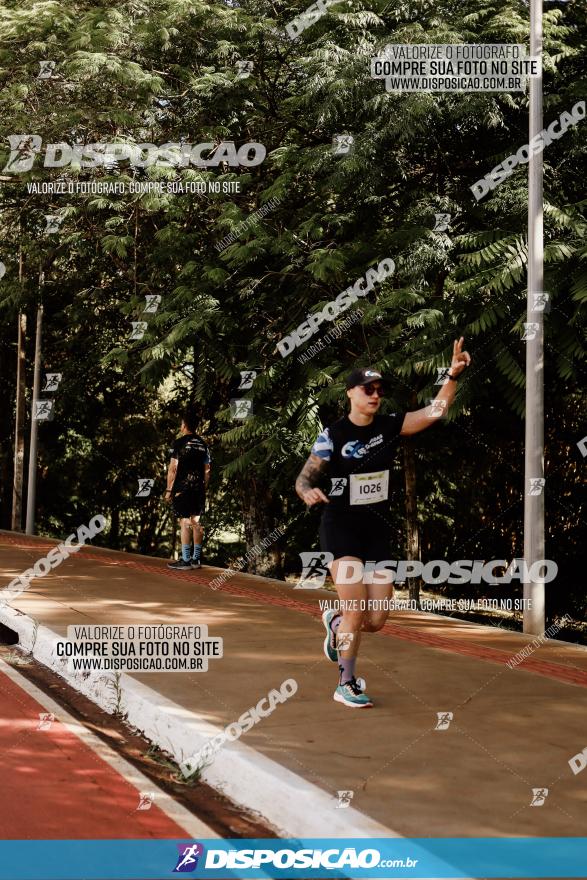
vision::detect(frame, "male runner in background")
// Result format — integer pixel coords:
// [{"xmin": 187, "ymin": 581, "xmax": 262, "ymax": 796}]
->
[
  {"xmin": 165, "ymin": 410, "xmax": 211, "ymax": 570},
  {"xmin": 295, "ymin": 338, "xmax": 471, "ymax": 708}
]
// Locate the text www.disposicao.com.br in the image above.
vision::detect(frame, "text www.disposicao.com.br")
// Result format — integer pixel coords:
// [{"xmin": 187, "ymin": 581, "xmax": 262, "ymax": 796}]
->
[{"xmin": 70, "ymin": 657, "xmax": 201, "ymax": 671}]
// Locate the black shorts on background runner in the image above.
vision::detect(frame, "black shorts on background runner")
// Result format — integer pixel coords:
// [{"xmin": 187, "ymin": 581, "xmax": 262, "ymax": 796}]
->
[
  {"xmin": 311, "ymin": 412, "xmax": 405, "ymax": 563},
  {"xmin": 171, "ymin": 480, "xmax": 205, "ymax": 519},
  {"xmin": 169, "ymin": 433, "xmax": 210, "ymax": 518}
]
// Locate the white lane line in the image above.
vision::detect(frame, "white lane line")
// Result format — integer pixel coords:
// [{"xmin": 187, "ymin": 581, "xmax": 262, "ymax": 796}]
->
[{"xmin": 0, "ymin": 657, "xmax": 218, "ymax": 839}]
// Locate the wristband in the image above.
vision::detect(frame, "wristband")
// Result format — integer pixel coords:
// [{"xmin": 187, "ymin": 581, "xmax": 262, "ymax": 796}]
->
[{"xmin": 447, "ymin": 371, "xmax": 459, "ymax": 382}]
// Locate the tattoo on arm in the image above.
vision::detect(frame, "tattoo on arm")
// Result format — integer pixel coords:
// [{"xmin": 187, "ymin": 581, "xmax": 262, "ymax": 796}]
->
[{"xmin": 295, "ymin": 454, "xmax": 328, "ymax": 499}]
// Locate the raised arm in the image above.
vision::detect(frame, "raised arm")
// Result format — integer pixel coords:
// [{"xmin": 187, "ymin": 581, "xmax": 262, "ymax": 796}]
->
[
  {"xmin": 295, "ymin": 454, "xmax": 330, "ymax": 506},
  {"xmin": 400, "ymin": 337, "xmax": 471, "ymax": 436}
]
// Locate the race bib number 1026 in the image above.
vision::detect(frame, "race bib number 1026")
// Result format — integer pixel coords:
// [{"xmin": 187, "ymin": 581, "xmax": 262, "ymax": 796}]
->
[{"xmin": 349, "ymin": 470, "xmax": 389, "ymax": 505}]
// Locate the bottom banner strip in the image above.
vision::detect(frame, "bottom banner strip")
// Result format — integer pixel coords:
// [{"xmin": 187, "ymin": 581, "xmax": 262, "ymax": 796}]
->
[{"xmin": 0, "ymin": 837, "xmax": 586, "ymax": 879}]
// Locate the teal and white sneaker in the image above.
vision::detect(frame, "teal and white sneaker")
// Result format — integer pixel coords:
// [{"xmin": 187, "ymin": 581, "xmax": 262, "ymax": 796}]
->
[
  {"xmin": 334, "ymin": 678, "xmax": 374, "ymax": 709},
  {"xmin": 322, "ymin": 610, "xmax": 340, "ymax": 662}
]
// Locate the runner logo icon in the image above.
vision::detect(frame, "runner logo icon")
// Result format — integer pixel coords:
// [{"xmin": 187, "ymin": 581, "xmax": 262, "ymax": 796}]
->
[
  {"xmin": 336, "ymin": 631, "xmax": 354, "ymax": 652},
  {"xmin": 33, "ymin": 400, "xmax": 54, "ymax": 421},
  {"xmin": 329, "ymin": 477, "xmax": 347, "ymax": 496},
  {"xmin": 173, "ymin": 843, "xmax": 205, "ymax": 872},
  {"xmin": 238, "ymin": 370, "xmax": 257, "ymax": 390},
  {"xmin": 136, "ymin": 478, "xmax": 154, "ymax": 497},
  {"xmin": 37, "ymin": 712, "xmax": 54, "ymax": 730},
  {"xmin": 530, "ymin": 788, "xmax": 549, "ymax": 807},
  {"xmin": 296, "ymin": 552, "xmax": 333, "ymax": 588},
  {"xmin": 435, "ymin": 711, "xmax": 453, "ymax": 730},
  {"xmin": 336, "ymin": 790, "xmax": 354, "ymax": 808},
  {"xmin": 136, "ymin": 792, "xmax": 155, "ymax": 811}
]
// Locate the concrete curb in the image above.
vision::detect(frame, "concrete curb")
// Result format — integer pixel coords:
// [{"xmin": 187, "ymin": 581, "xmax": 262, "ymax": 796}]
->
[{"xmin": 0, "ymin": 602, "xmax": 400, "ymax": 839}]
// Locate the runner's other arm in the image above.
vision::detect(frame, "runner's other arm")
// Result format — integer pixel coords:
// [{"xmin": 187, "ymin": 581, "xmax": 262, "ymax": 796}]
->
[{"xmin": 295, "ymin": 454, "xmax": 330, "ymax": 507}]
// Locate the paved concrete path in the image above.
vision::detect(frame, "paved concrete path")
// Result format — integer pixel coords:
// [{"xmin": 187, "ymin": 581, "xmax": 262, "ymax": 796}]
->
[{"xmin": 1, "ymin": 531, "xmax": 586, "ymax": 840}]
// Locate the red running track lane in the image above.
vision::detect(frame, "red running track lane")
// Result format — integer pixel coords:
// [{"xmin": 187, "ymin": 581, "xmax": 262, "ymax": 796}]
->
[
  {"xmin": 3, "ymin": 534, "xmax": 587, "ymax": 690},
  {"xmin": 0, "ymin": 665, "xmax": 188, "ymax": 839}
]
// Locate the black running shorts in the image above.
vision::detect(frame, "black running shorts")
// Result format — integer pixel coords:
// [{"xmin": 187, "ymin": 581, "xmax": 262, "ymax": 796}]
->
[
  {"xmin": 319, "ymin": 513, "xmax": 393, "ymax": 563},
  {"xmin": 171, "ymin": 487, "xmax": 205, "ymax": 519}
]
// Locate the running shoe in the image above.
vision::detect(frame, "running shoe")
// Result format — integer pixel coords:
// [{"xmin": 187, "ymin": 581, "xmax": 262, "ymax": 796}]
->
[
  {"xmin": 322, "ymin": 609, "xmax": 340, "ymax": 662},
  {"xmin": 167, "ymin": 559, "xmax": 192, "ymax": 571},
  {"xmin": 333, "ymin": 677, "xmax": 374, "ymax": 709},
  {"xmin": 191, "ymin": 559, "xmax": 201, "ymax": 569}
]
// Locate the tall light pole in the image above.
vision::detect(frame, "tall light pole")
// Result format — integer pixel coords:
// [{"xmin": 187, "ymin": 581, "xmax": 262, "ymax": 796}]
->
[
  {"xmin": 12, "ymin": 235, "xmax": 26, "ymax": 531},
  {"xmin": 25, "ymin": 292, "xmax": 43, "ymax": 536},
  {"xmin": 12, "ymin": 311, "xmax": 27, "ymax": 530},
  {"xmin": 523, "ymin": 0, "xmax": 545, "ymax": 634}
]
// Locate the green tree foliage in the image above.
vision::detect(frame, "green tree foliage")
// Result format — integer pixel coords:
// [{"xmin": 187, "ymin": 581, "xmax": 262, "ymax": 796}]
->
[{"xmin": 0, "ymin": 0, "xmax": 584, "ymax": 620}]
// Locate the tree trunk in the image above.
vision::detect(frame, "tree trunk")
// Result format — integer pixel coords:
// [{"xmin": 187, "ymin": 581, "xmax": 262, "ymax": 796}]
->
[
  {"xmin": 109, "ymin": 505, "xmax": 120, "ymax": 549},
  {"xmin": 12, "ymin": 311, "xmax": 27, "ymax": 531},
  {"xmin": 403, "ymin": 436, "xmax": 421, "ymax": 605},
  {"xmin": 241, "ymin": 477, "xmax": 283, "ymax": 578},
  {"xmin": 137, "ymin": 510, "xmax": 150, "ymax": 555}
]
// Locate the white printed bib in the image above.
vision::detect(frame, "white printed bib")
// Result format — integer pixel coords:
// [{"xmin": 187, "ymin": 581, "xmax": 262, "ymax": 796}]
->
[{"xmin": 349, "ymin": 470, "xmax": 389, "ymax": 505}]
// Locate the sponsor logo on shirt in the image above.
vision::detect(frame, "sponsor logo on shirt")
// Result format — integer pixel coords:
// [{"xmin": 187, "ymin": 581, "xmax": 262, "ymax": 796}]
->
[{"xmin": 341, "ymin": 433, "xmax": 383, "ymax": 459}]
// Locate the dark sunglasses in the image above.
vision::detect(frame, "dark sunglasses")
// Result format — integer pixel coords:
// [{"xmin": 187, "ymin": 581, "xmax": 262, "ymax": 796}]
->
[{"xmin": 361, "ymin": 383, "xmax": 385, "ymax": 397}]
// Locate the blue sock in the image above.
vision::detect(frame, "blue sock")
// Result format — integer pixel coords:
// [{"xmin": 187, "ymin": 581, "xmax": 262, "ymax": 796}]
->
[
  {"xmin": 192, "ymin": 544, "xmax": 202, "ymax": 561},
  {"xmin": 181, "ymin": 544, "xmax": 192, "ymax": 563},
  {"xmin": 338, "ymin": 657, "xmax": 356, "ymax": 685}
]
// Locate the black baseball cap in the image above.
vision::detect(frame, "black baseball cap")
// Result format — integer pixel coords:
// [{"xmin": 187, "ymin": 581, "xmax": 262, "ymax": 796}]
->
[{"xmin": 345, "ymin": 367, "xmax": 385, "ymax": 389}]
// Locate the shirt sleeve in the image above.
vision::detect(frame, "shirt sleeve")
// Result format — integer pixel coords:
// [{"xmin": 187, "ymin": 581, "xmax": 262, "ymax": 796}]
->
[
  {"xmin": 204, "ymin": 447, "xmax": 211, "ymax": 465},
  {"xmin": 310, "ymin": 427, "xmax": 333, "ymax": 461},
  {"xmin": 169, "ymin": 439, "xmax": 179, "ymax": 460},
  {"xmin": 385, "ymin": 412, "xmax": 406, "ymax": 438}
]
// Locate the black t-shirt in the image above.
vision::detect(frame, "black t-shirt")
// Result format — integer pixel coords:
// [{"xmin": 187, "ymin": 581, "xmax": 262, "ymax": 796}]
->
[
  {"xmin": 169, "ymin": 434, "xmax": 210, "ymax": 494},
  {"xmin": 310, "ymin": 413, "xmax": 405, "ymax": 518}
]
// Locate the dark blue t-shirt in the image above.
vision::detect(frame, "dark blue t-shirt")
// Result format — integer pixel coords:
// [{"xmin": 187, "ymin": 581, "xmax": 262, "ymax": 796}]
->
[{"xmin": 169, "ymin": 434, "xmax": 210, "ymax": 494}]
